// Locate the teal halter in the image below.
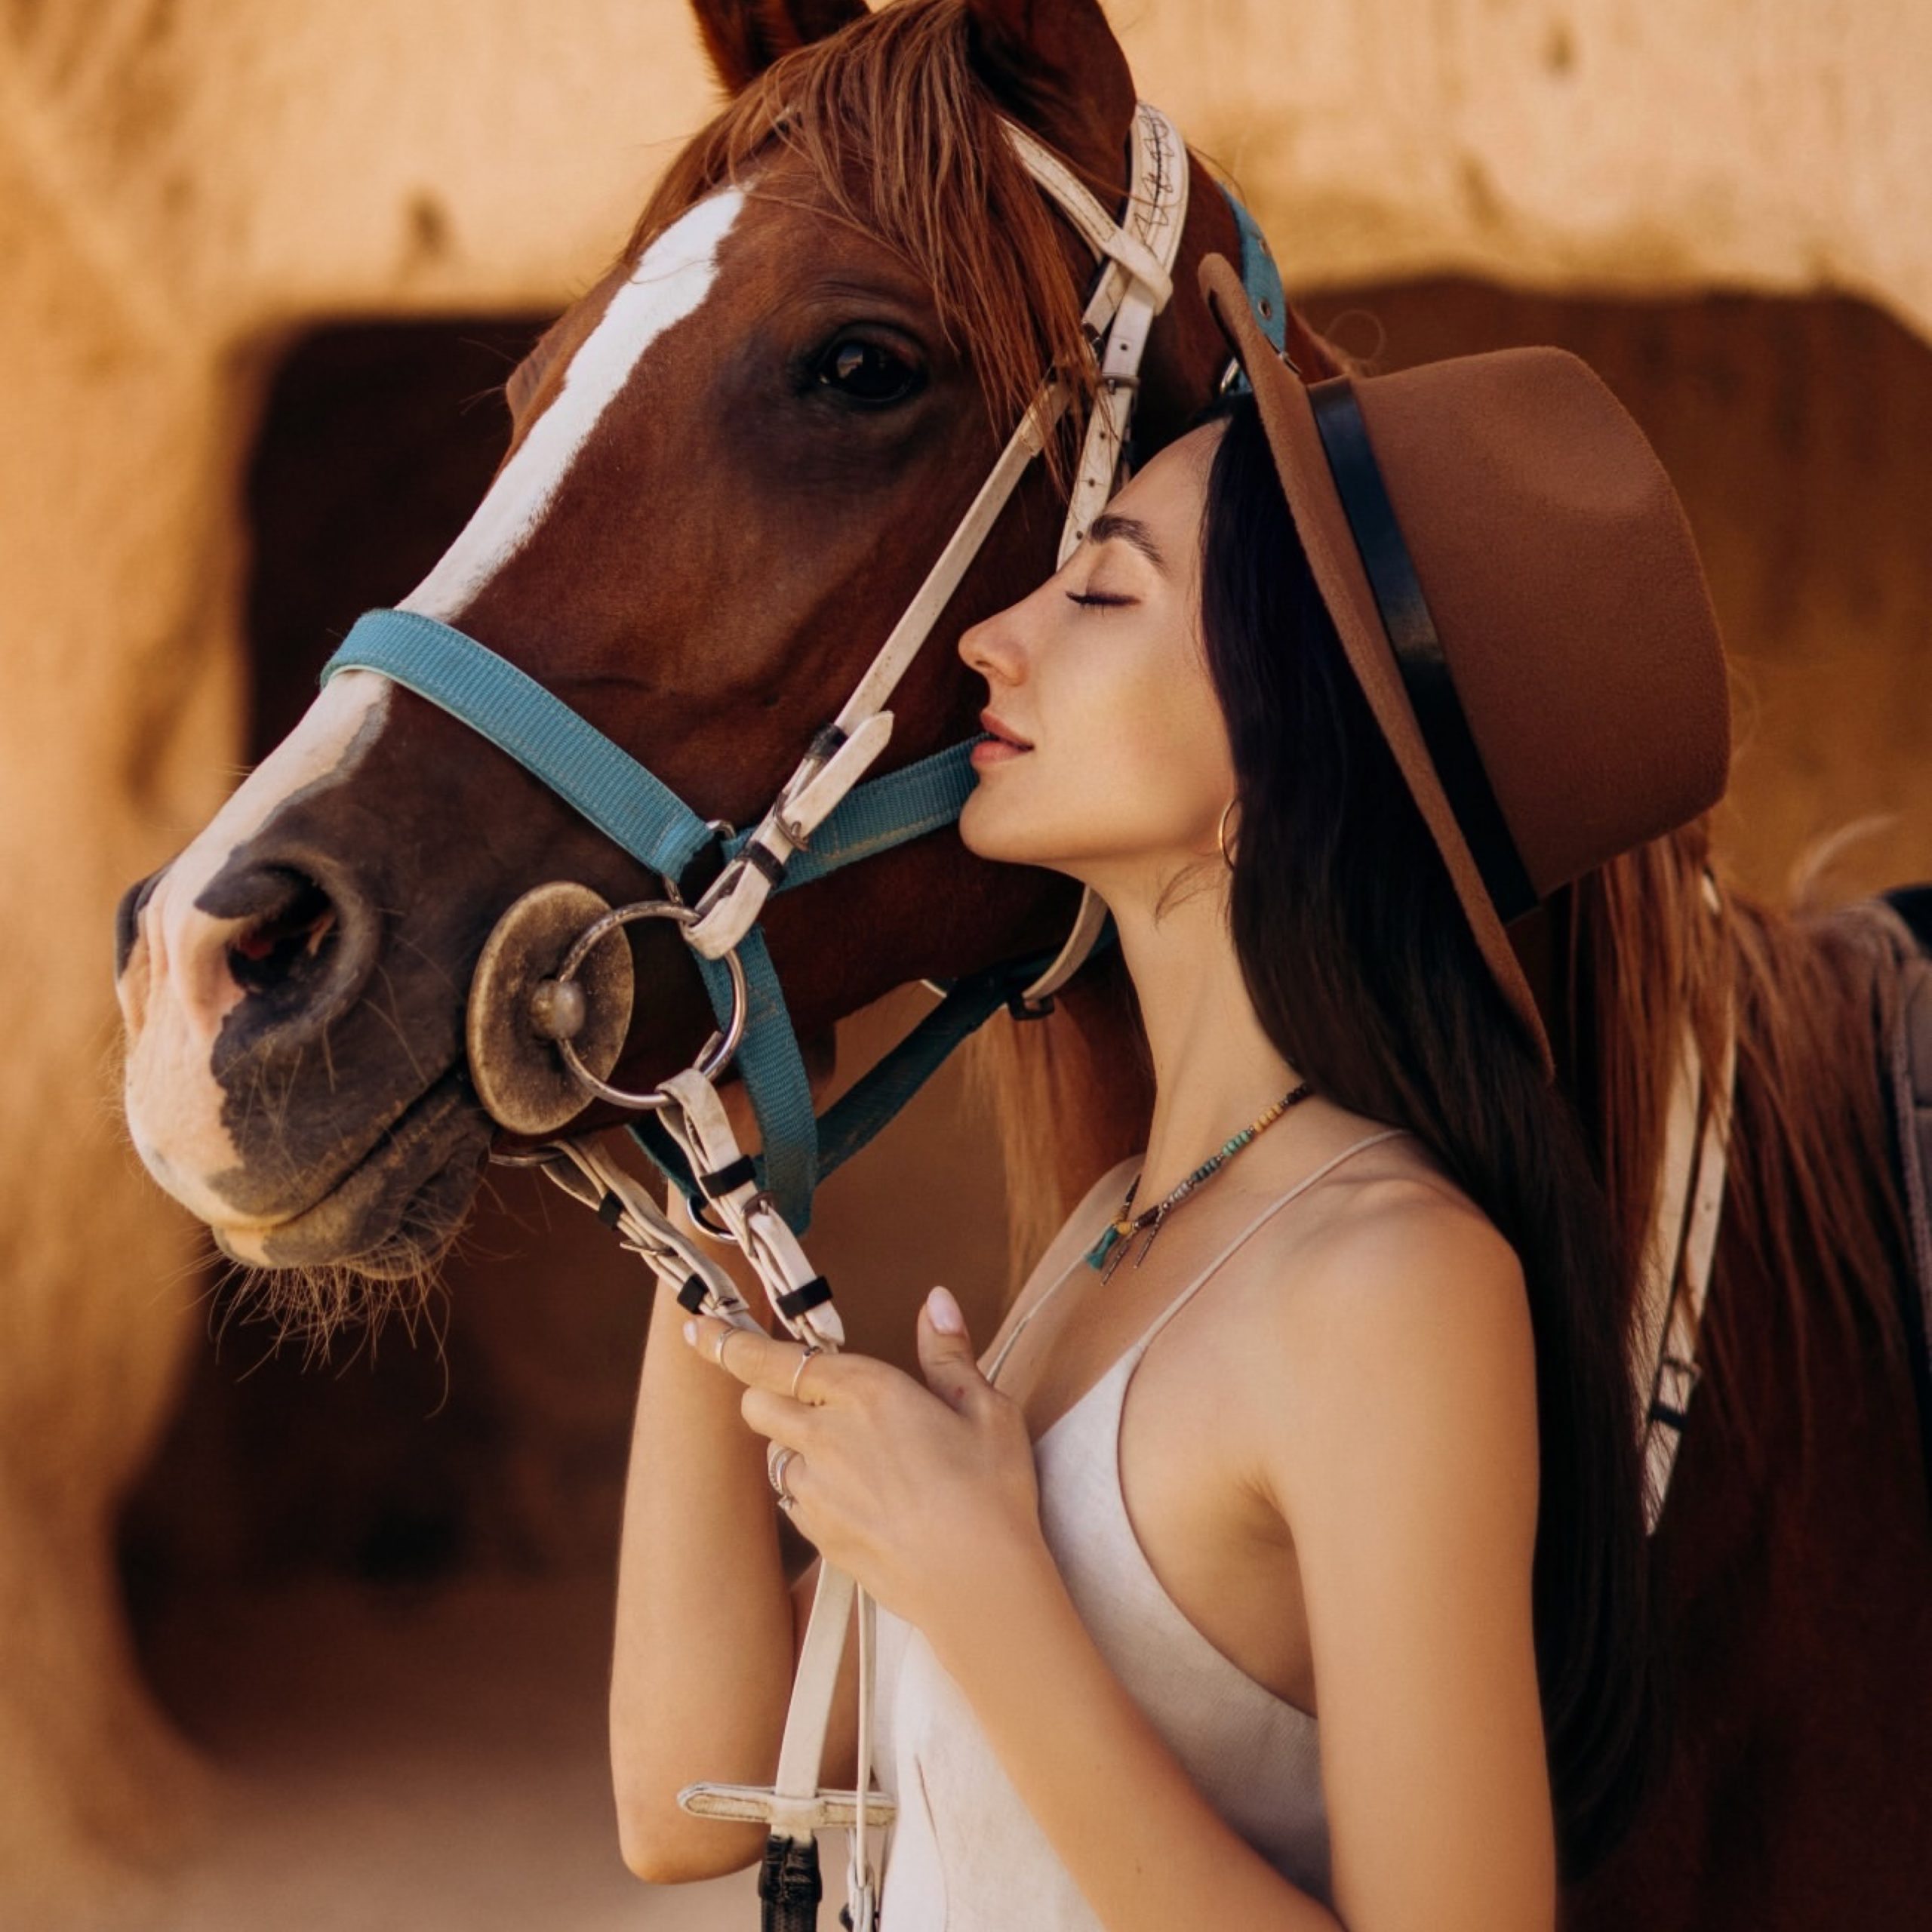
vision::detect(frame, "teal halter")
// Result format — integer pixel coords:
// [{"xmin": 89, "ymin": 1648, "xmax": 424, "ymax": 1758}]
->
[{"xmin": 318, "ymin": 180, "xmax": 1287, "ymax": 1235}]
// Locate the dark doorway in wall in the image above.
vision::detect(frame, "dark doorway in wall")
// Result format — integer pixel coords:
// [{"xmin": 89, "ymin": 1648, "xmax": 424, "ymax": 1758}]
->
[{"xmin": 243, "ymin": 317, "xmax": 550, "ymax": 761}]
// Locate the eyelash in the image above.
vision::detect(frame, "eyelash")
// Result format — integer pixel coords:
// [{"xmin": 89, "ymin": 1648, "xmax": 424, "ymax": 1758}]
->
[{"xmin": 1066, "ymin": 591, "xmax": 1133, "ymax": 610}]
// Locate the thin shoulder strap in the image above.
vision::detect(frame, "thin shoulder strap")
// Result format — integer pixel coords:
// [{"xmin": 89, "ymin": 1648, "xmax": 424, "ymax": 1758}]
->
[
  {"xmin": 984, "ymin": 1155, "xmax": 1140, "ymax": 1386},
  {"xmin": 1126, "ymin": 1127, "xmax": 1414, "ymax": 1362}
]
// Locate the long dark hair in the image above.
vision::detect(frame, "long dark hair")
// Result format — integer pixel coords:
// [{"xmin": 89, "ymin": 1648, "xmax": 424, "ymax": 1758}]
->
[{"xmin": 1199, "ymin": 390, "xmax": 1665, "ymax": 1878}]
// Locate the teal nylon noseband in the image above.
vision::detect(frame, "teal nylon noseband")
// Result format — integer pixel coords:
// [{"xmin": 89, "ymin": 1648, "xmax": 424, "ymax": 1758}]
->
[{"xmin": 316, "ymin": 188, "xmax": 1281, "ymax": 1234}]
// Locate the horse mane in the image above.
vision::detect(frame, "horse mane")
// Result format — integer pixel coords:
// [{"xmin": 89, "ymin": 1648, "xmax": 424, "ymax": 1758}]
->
[{"xmin": 624, "ymin": 0, "xmax": 1102, "ymax": 482}]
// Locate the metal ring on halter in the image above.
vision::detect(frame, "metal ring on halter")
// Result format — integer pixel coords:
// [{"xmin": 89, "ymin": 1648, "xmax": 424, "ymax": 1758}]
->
[
  {"xmin": 549, "ymin": 900, "xmax": 749, "ymax": 1111},
  {"xmin": 768, "ymin": 1443, "xmax": 800, "ymax": 1503},
  {"xmin": 790, "ymin": 1345, "xmax": 823, "ymax": 1404}
]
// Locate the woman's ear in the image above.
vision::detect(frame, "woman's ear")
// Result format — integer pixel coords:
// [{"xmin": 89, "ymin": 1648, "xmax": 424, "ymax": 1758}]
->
[
  {"xmin": 688, "ymin": 0, "xmax": 869, "ymax": 97},
  {"xmin": 963, "ymin": 0, "xmax": 1137, "ymax": 186}
]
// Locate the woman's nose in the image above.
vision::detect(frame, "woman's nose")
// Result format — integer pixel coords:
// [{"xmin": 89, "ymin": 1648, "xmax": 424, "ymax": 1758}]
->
[{"xmin": 958, "ymin": 605, "xmax": 1026, "ymax": 685}]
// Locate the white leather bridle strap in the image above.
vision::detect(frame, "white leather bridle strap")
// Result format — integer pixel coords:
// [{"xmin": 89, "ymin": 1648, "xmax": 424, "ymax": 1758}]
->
[
  {"xmin": 685, "ymin": 103, "xmax": 1189, "ymax": 975},
  {"xmin": 999, "ymin": 118, "xmax": 1177, "ymax": 313},
  {"xmin": 1035, "ymin": 103, "xmax": 1188, "ymax": 562},
  {"xmin": 541, "ymin": 1137, "xmax": 755, "ymax": 1324},
  {"xmin": 655, "ymin": 1067, "xmax": 848, "ymax": 1349},
  {"xmin": 1631, "ymin": 869, "xmax": 1737, "ymax": 1533}
]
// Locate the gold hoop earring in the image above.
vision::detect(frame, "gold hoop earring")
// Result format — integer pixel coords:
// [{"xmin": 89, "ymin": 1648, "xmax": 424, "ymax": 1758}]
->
[{"xmin": 1217, "ymin": 797, "xmax": 1240, "ymax": 870}]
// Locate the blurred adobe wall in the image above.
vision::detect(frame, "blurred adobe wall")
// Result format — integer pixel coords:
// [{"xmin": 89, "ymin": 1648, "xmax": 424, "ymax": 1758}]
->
[{"xmin": 2, "ymin": 0, "xmax": 1926, "ymax": 1918}]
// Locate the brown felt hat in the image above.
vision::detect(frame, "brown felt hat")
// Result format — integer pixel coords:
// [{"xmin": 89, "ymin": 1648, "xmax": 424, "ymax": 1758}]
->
[{"xmin": 1198, "ymin": 254, "xmax": 1731, "ymax": 1079}]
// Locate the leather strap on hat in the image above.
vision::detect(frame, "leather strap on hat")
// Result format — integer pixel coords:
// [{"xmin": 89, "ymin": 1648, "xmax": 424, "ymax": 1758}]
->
[{"xmin": 1308, "ymin": 377, "xmax": 1540, "ymax": 924}]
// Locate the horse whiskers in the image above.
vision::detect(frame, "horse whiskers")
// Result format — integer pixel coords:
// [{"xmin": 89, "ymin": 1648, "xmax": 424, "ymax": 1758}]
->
[{"xmin": 207, "ymin": 1241, "xmax": 449, "ymax": 1373}]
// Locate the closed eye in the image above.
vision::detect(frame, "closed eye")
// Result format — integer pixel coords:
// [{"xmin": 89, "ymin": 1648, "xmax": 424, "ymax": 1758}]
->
[{"xmin": 1066, "ymin": 591, "xmax": 1135, "ymax": 609}]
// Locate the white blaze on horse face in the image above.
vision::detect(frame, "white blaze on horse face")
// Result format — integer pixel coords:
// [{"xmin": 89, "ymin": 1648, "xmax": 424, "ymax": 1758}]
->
[{"xmin": 401, "ymin": 186, "xmax": 747, "ymax": 623}]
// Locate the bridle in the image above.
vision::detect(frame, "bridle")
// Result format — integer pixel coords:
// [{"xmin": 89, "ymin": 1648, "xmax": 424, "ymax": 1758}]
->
[{"xmin": 318, "ymin": 101, "xmax": 1290, "ymax": 1927}]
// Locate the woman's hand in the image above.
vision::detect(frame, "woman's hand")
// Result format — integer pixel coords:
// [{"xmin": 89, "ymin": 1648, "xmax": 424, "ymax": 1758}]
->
[{"xmin": 684, "ymin": 1287, "xmax": 1046, "ymax": 1638}]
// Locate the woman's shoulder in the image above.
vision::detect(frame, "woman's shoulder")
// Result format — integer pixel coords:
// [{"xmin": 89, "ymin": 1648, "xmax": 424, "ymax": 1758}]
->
[
  {"xmin": 1238, "ymin": 1118, "xmax": 1521, "ymax": 1309},
  {"xmin": 1216, "ymin": 1127, "xmax": 1534, "ymax": 1478}
]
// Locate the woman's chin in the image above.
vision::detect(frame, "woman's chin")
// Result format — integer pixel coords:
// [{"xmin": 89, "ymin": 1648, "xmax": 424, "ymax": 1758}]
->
[{"xmin": 960, "ymin": 799, "xmax": 1050, "ymax": 869}]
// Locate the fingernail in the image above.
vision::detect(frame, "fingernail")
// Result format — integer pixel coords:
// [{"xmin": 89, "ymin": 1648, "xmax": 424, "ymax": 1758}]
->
[
  {"xmin": 682, "ymin": 1320, "xmax": 697, "ymax": 1346},
  {"xmin": 926, "ymin": 1286, "xmax": 964, "ymax": 1335}
]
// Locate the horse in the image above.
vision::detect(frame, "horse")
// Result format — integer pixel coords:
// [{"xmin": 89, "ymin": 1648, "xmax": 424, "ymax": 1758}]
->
[{"xmin": 112, "ymin": 0, "xmax": 1932, "ymax": 1922}]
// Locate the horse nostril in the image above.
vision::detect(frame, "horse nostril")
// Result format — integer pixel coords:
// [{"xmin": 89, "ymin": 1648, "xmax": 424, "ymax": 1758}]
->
[
  {"xmin": 114, "ymin": 866, "xmax": 168, "ymax": 979},
  {"xmin": 196, "ymin": 851, "xmax": 380, "ymax": 1035},
  {"xmin": 227, "ymin": 871, "xmax": 340, "ymax": 995}
]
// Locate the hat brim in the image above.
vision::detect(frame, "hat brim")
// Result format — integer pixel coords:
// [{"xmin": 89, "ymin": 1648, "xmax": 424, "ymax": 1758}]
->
[{"xmin": 1198, "ymin": 253, "xmax": 1556, "ymax": 1080}]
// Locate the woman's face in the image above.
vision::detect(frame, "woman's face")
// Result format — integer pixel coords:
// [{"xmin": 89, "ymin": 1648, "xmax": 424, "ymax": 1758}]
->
[{"xmin": 958, "ymin": 421, "xmax": 1235, "ymax": 889}]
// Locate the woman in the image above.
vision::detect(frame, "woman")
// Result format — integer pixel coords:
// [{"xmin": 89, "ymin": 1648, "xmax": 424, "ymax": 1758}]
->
[{"xmin": 608, "ymin": 258, "xmax": 1730, "ymax": 1930}]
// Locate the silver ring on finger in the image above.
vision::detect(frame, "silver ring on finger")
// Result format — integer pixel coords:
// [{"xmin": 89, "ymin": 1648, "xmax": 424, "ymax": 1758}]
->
[
  {"xmin": 789, "ymin": 1345, "xmax": 823, "ymax": 1404},
  {"xmin": 768, "ymin": 1443, "xmax": 801, "ymax": 1504}
]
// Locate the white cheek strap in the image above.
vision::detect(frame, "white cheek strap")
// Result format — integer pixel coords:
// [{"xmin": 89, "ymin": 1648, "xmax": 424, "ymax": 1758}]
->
[{"xmin": 685, "ymin": 103, "xmax": 1191, "ymax": 1016}]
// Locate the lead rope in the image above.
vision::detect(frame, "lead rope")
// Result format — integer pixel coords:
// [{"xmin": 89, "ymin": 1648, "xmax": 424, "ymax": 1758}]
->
[{"xmin": 518, "ymin": 105, "xmax": 1193, "ymax": 1930}]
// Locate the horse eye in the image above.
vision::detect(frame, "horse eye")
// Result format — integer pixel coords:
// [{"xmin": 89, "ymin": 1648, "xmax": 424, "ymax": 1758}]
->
[{"xmin": 816, "ymin": 338, "xmax": 922, "ymax": 406}]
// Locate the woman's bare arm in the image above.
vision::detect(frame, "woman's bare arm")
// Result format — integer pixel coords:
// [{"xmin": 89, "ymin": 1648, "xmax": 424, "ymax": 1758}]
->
[
  {"xmin": 1271, "ymin": 1192, "xmax": 1555, "ymax": 1931},
  {"xmin": 608, "ymin": 1231, "xmax": 800, "ymax": 1882}
]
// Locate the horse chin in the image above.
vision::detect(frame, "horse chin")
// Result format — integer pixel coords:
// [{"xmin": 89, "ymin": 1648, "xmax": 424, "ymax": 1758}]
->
[{"xmin": 212, "ymin": 1067, "xmax": 494, "ymax": 1284}]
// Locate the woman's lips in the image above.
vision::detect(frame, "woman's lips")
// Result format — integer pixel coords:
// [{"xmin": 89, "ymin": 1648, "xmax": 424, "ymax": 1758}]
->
[{"xmin": 974, "ymin": 709, "xmax": 1032, "ymax": 767}]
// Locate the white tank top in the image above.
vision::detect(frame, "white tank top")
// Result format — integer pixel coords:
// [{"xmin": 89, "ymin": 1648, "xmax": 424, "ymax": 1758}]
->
[{"xmin": 870, "ymin": 1127, "xmax": 1413, "ymax": 1929}]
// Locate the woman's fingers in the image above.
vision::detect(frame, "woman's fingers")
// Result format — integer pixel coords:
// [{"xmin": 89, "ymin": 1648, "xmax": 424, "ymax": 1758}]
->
[
  {"xmin": 684, "ymin": 1315, "xmax": 833, "ymax": 1404},
  {"xmin": 915, "ymin": 1286, "xmax": 992, "ymax": 1415}
]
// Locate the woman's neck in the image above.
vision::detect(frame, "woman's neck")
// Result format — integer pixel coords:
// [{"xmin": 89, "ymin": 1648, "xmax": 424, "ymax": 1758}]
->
[{"xmin": 1105, "ymin": 867, "xmax": 1303, "ymax": 1207}]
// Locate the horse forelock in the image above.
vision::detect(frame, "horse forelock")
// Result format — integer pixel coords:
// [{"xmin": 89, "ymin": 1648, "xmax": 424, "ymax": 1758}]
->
[{"xmin": 626, "ymin": 0, "xmax": 1104, "ymax": 485}]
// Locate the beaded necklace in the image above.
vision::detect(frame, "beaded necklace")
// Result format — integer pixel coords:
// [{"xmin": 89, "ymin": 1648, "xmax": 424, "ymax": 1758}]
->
[{"xmin": 1082, "ymin": 1080, "xmax": 1314, "ymax": 1281}]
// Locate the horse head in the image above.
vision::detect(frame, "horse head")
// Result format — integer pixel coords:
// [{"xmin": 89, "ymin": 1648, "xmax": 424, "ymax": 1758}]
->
[{"xmin": 114, "ymin": 0, "xmax": 1304, "ymax": 1291}]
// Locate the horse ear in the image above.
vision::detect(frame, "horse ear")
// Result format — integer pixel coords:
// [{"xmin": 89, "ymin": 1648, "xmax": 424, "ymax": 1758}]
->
[
  {"xmin": 964, "ymin": 0, "xmax": 1138, "ymax": 180},
  {"xmin": 689, "ymin": 0, "xmax": 870, "ymax": 95}
]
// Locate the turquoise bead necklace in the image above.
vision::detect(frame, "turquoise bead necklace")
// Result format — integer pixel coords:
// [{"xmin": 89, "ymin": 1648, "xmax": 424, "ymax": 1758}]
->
[{"xmin": 1083, "ymin": 1080, "xmax": 1314, "ymax": 1282}]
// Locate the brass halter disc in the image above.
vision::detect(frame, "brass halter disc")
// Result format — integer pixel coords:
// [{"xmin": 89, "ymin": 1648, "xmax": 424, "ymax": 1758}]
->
[{"xmin": 466, "ymin": 881, "xmax": 635, "ymax": 1135}]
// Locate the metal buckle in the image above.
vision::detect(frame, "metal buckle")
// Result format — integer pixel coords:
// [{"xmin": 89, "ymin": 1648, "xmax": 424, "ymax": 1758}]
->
[{"xmin": 549, "ymin": 900, "xmax": 749, "ymax": 1110}]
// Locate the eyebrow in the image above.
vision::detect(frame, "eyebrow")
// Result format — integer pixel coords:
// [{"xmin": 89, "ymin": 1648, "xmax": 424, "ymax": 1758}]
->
[{"xmin": 1086, "ymin": 511, "xmax": 1168, "ymax": 575}]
